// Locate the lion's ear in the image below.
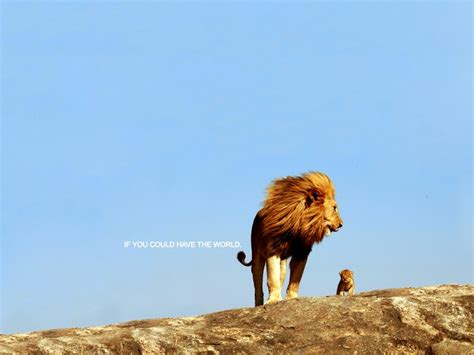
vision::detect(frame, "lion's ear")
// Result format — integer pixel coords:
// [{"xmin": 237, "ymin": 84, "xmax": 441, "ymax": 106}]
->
[{"xmin": 305, "ymin": 189, "xmax": 323, "ymax": 207}]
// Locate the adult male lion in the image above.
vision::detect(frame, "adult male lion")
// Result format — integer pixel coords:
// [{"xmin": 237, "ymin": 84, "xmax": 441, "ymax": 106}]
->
[{"xmin": 237, "ymin": 172, "xmax": 343, "ymax": 306}]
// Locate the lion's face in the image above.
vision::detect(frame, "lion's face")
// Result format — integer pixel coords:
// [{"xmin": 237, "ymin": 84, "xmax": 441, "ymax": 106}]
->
[{"xmin": 323, "ymin": 198, "xmax": 343, "ymax": 236}]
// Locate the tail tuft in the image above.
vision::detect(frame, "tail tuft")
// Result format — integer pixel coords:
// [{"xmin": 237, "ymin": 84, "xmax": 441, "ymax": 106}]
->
[{"xmin": 237, "ymin": 251, "xmax": 252, "ymax": 266}]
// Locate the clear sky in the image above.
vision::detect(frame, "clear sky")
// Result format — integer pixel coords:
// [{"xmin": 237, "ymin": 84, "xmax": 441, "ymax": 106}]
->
[{"xmin": 1, "ymin": 1, "xmax": 472, "ymax": 334}]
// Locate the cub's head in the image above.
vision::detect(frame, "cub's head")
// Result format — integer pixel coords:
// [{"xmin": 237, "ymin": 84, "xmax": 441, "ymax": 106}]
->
[{"xmin": 339, "ymin": 269, "xmax": 354, "ymax": 282}]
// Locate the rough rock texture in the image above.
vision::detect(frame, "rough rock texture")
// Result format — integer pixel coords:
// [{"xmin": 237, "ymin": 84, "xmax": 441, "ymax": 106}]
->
[{"xmin": 1, "ymin": 284, "xmax": 473, "ymax": 354}]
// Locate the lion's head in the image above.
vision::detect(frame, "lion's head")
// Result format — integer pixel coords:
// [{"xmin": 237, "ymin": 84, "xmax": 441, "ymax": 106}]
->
[
  {"xmin": 321, "ymin": 193, "xmax": 343, "ymax": 236},
  {"xmin": 262, "ymin": 171, "xmax": 343, "ymax": 246}
]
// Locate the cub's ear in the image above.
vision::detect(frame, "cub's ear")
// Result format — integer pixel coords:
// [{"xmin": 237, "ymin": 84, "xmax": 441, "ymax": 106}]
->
[{"xmin": 339, "ymin": 271, "xmax": 343, "ymax": 276}]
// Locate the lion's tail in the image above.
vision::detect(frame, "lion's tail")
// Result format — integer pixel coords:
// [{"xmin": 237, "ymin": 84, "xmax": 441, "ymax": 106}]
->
[{"xmin": 237, "ymin": 251, "xmax": 252, "ymax": 267}]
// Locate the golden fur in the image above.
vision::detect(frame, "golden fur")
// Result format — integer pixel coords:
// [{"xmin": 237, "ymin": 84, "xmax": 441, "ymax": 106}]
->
[
  {"xmin": 336, "ymin": 269, "xmax": 354, "ymax": 296},
  {"xmin": 237, "ymin": 171, "xmax": 343, "ymax": 306}
]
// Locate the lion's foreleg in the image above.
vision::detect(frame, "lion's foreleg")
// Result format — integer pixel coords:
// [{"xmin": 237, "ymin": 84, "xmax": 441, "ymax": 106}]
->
[
  {"xmin": 286, "ymin": 256, "xmax": 308, "ymax": 300},
  {"xmin": 265, "ymin": 255, "xmax": 282, "ymax": 304},
  {"xmin": 279, "ymin": 259, "xmax": 287, "ymax": 288},
  {"xmin": 252, "ymin": 255, "xmax": 265, "ymax": 306}
]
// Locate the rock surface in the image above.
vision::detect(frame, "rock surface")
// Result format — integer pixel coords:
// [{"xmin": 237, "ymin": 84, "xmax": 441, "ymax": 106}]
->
[{"xmin": 1, "ymin": 284, "xmax": 473, "ymax": 354}]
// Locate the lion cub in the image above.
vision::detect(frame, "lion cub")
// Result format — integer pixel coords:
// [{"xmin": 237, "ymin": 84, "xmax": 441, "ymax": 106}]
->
[{"xmin": 336, "ymin": 269, "xmax": 355, "ymax": 296}]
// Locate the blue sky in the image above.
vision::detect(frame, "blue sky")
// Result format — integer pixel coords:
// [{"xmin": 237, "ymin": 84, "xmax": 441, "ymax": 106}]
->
[{"xmin": 1, "ymin": 1, "xmax": 472, "ymax": 334}]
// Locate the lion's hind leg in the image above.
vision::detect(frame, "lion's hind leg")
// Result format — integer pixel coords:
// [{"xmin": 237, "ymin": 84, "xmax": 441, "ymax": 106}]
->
[{"xmin": 252, "ymin": 254, "xmax": 265, "ymax": 306}]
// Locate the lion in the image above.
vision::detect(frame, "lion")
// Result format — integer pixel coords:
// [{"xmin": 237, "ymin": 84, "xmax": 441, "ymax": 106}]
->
[
  {"xmin": 237, "ymin": 171, "xmax": 343, "ymax": 306},
  {"xmin": 336, "ymin": 269, "xmax": 354, "ymax": 296}
]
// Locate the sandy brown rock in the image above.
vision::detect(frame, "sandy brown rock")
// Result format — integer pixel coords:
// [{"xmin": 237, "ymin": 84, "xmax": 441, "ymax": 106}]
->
[{"xmin": 1, "ymin": 284, "xmax": 473, "ymax": 354}]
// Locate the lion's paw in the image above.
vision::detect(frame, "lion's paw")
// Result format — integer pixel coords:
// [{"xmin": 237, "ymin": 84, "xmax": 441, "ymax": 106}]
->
[
  {"xmin": 285, "ymin": 291, "xmax": 298, "ymax": 300},
  {"xmin": 265, "ymin": 295, "xmax": 282, "ymax": 305}
]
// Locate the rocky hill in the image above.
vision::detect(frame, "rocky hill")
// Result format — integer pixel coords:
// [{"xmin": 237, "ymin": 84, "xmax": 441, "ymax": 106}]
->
[{"xmin": 1, "ymin": 284, "xmax": 472, "ymax": 354}]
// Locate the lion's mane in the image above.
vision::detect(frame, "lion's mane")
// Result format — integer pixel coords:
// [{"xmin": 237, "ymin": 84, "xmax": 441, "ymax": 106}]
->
[{"xmin": 258, "ymin": 171, "xmax": 336, "ymax": 258}]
